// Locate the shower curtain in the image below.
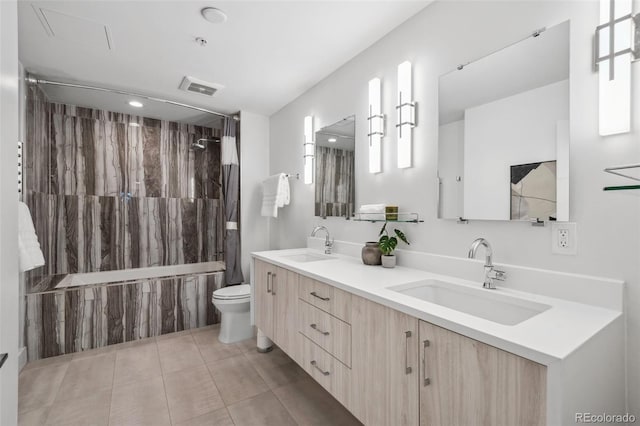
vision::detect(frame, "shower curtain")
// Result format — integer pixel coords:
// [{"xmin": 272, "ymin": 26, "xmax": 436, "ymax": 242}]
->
[{"xmin": 222, "ymin": 117, "xmax": 244, "ymax": 285}]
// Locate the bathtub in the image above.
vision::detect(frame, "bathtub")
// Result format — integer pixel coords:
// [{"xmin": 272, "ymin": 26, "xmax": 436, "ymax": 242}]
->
[{"xmin": 55, "ymin": 261, "xmax": 225, "ymax": 289}]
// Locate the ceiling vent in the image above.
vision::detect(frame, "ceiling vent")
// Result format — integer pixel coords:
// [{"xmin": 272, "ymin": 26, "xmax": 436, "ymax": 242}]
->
[{"xmin": 179, "ymin": 76, "xmax": 224, "ymax": 97}]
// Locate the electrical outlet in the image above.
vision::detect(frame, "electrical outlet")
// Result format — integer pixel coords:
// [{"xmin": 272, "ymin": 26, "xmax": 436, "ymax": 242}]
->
[{"xmin": 551, "ymin": 222, "xmax": 577, "ymax": 255}]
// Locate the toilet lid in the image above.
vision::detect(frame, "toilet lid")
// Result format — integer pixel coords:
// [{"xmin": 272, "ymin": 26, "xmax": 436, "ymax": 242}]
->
[{"xmin": 213, "ymin": 284, "xmax": 250, "ymax": 300}]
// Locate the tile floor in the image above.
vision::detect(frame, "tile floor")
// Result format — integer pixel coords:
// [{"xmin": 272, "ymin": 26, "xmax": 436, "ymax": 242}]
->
[{"xmin": 18, "ymin": 325, "xmax": 362, "ymax": 426}]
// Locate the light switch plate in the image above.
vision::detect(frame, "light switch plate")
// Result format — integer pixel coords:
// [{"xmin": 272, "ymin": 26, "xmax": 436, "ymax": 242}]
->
[{"xmin": 551, "ymin": 222, "xmax": 577, "ymax": 255}]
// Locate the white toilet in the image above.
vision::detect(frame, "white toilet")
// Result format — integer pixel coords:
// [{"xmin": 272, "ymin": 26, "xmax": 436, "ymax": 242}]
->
[{"xmin": 211, "ymin": 284, "xmax": 253, "ymax": 344}]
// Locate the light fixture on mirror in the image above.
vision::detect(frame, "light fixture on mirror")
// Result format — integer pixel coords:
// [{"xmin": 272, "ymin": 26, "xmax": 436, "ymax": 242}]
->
[
  {"xmin": 368, "ymin": 78, "xmax": 384, "ymax": 173},
  {"xmin": 304, "ymin": 115, "xmax": 314, "ymax": 184},
  {"xmin": 396, "ymin": 61, "xmax": 416, "ymax": 168},
  {"xmin": 594, "ymin": 0, "xmax": 638, "ymax": 136}
]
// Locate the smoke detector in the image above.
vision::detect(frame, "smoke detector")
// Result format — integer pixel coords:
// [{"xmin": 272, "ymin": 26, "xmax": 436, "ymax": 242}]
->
[{"xmin": 179, "ymin": 76, "xmax": 224, "ymax": 97}]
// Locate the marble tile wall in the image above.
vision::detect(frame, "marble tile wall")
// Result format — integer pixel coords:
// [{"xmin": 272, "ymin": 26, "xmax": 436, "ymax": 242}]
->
[
  {"xmin": 24, "ymin": 85, "xmax": 225, "ymax": 287},
  {"xmin": 26, "ymin": 272, "xmax": 224, "ymax": 361}
]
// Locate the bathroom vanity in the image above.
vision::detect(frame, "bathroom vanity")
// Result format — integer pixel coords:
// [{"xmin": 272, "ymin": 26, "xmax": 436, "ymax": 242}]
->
[{"xmin": 252, "ymin": 244, "xmax": 624, "ymax": 426}]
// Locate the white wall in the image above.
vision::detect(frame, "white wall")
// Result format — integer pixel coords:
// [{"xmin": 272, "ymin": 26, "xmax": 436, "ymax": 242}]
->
[
  {"xmin": 464, "ymin": 80, "xmax": 569, "ymax": 220},
  {"xmin": 269, "ymin": 0, "xmax": 640, "ymax": 416},
  {"xmin": 240, "ymin": 111, "xmax": 271, "ymax": 283},
  {"xmin": 0, "ymin": 0, "xmax": 21, "ymax": 422}
]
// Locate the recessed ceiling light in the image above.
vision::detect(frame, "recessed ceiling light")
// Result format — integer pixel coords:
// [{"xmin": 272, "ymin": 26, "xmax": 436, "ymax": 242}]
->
[
  {"xmin": 128, "ymin": 100, "xmax": 143, "ymax": 108},
  {"xmin": 201, "ymin": 7, "xmax": 227, "ymax": 24},
  {"xmin": 328, "ymin": 138, "xmax": 337, "ymax": 143},
  {"xmin": 129, "ymin": 122, "xmax": 140, "ymax": 127}
]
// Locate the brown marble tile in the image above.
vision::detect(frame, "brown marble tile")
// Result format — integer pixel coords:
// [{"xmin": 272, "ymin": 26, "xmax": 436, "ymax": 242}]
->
[{"xmin": 227, "ymin": 391, "xmax": 296, "ymax": 426}]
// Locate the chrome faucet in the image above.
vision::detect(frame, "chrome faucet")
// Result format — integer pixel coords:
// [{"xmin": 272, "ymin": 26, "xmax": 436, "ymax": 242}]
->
[
  {"xmin": 467, "ymin": 238, "xmax": 506, "ymax": 289},
  {"xmin": 311, "ymin": 226, "xmax": 334, "ymax": 254}
]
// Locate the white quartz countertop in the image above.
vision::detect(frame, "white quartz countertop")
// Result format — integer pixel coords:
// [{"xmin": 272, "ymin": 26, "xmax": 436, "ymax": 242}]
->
[{"xmin": 252, "ymin": 248, "xmax": 622, "ymax": 365}]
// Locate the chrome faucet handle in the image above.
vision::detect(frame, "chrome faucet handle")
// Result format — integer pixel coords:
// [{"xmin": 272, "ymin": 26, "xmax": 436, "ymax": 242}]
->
[
  {"xmin": 324, "ymin": 238, "xmax": 334, "ymax": 254},
  {"xmin": 489, "ymin": 269, "xmax": 507, "ymax": 281},
  {"xmin": 483, "ymin": 267, "xmax": 506, "ymax": 289}
]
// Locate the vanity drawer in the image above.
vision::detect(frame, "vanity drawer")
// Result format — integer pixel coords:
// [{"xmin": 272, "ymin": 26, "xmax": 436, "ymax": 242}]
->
[
  {"xmin": 299, "ymin": 275, "xmax": 351, "ymax": 323},
  {"xmin": 301, "ymin": 335, "xmax": 351, "ymax": 410},
  {"xmin": 299, "ymin": 300, "xmax": 351, "ymax": 367}
]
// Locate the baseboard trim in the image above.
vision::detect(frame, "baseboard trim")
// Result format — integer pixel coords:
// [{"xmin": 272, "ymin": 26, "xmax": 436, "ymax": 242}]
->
[{"xmin": 18, "ymin": 346, "xmax": 27, "ymax": 372}]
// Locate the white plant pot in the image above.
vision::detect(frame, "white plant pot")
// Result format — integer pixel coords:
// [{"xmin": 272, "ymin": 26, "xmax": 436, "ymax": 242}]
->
[{"xmin": 381, "ymin": 254, "xmax": 396, "ymax": 268}]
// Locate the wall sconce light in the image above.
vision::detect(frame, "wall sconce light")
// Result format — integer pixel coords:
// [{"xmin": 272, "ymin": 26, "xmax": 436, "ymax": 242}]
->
[
  {"xmin": 594, "ymin": 0, "xmax": 638, "ymax": 136},
  {"xmin": 396, "ymin": 61, "xmax": 416, "ymax": 168},
  {"xmin": 303, "ymin": 115, "xmax": 314, "ymax": 184},
  {"xmin": 368, "ymin": 78, "xmax": 384, "ymax": 173}
]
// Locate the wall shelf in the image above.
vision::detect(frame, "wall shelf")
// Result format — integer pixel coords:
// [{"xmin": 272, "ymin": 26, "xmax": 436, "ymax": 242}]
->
[
  {"xmin": 353, "ymin": 212, "xmax": 424, "ymax": 223},
  {"xmin": 603, "ymin": 164, "xmax": 640, "ymax": 192}
]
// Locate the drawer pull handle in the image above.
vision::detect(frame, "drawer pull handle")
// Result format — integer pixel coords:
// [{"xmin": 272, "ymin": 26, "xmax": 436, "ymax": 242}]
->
[
  {"xmin": 310, "ymin": 360, "xmax": 330, "ymax": 376},
  {"xmin": 423, "ymin": 339, "xmax": 431, "ymax": 386},
  {"xmin": 310, "ymin": 291, "xmax": 330, "ymax": 301},
  {"xmin": 271, "ymin": 273, "xmax": 277, "ymax": 296},
  {"xmin": 266, "ymin": 272, "xmax": 272, "ymax": 293},
  {"xmin": 310, "ymin": 323, "xmax": 330, "ymax": 336},
  {"xmin": 405, "ymin": 331, "xmax": 412, "ymax": 375}
]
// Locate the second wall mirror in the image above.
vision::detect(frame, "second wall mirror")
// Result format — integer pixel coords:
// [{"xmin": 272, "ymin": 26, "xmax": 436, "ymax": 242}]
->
[
  {"xmin": 315, "ymin": 116, "xmax": 356, "ymax": 218},
  {"xmin": 437, "ymin": 20, "xmax": 570, "ymax": 222}
]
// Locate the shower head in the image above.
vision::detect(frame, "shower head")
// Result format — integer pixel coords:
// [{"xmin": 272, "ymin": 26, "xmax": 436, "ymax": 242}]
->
[{"xmin": 191, "ymin": 137, "xmax": 220, "ymax": 150}]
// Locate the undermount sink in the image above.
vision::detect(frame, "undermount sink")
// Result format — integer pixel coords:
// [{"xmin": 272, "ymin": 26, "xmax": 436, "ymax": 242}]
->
[
  {"xmin": 389, "ymin": 279, "xmax": 550, "ymax": 326},
  {"xmin": 282, "ymin": 252, "xmax": 335, "ymax": 263}
]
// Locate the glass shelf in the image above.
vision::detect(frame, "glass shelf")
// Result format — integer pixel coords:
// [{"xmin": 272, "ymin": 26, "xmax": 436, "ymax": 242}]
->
[
  {"xmin": 603, "ymin": 185, "xmax": 640, "ymax": 192},
  {"xmin": 352, "ymin": 212, "xmax": 424, "ymax": 223},
  {"xmin": 603, "ymin": 164, "xmax": 640, "ymax": 192}
]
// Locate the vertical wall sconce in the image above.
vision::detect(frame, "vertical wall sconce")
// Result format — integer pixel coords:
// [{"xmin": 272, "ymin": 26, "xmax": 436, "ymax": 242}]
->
[
  {"xmin": 368, "ymin": 78, "xmax": 384, "ymax": 174},
  {"xmin": 303, "ymin": 115, "xmax": 314, "ymax": 184},
  {"xmin": 396, "ymin": 61, "xmax": 416, "ymax": 168},
  {"xmin": 594, "ymin": 0, "xmax": 638, "ymax": 136}
]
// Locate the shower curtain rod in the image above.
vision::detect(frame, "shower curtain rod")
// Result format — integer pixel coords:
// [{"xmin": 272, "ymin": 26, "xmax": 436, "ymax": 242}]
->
[{"xmin": 25, "ymin": 74, "xmax": 237, "ymax": 120}]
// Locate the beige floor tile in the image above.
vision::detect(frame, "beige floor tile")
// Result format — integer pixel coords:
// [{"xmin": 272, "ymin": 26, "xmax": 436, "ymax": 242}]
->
[
  {"xmin": 23, "ymin": 354, "xmax": 73, "ymax": 371},
  {"xmin": 207, "ymin": 355, "xmax": 270, "ymax": 406},
  {"xmin": 114, "ymin": 340, "xmax": 161, "ymax": 386},
  {"xmin": 19, "ymin": 363, "xmax": 68, "ymax": 414},
  {"xmin": 45, "ymin": 389, "xmax": 111, "ymax": 426},
  {"xmin": 227, "ymin": 391, "xmax": 296, "ymax": 426},
  {"xmin": 156, "ymin": 329, "xmax": 193, "ymax": 341},
  {"xmin": 18, "ymin": 406, "xmax": 50, "ymax": 426},
  {"xmin": 192, "ymin": 328, "xmax": 242, "ymax": 364},
  {"xmin": 234, "ymin": 337, "xmax": 257, "ymax": 354},
  {"xmin": 174, "ymin": 407, "xmax": 234, "ymax": 426},
  {"xmin": 273, "ymin": 377, "xmax": 362, "ymax": 425},
  {"xmin": 55, "ymin": 352, "xmax": 116, "ymax": 401},
  {"xmin": 164, "ymin": 364, "xmax": 225, "ymax": 424},
  {"xmin": 244, "ymin": 347, "xmax": 306, "ymax": 389},
  {"xmin": 157, "ymin": 334, "xmax": 204, "ymax": 374},
  {"xmin": 71, "ymin": 345, "xmax": 118, "ymax": 361},
  {"xmin": 109, "ymin": 376, "xmax": 171, "ymax": 426}
]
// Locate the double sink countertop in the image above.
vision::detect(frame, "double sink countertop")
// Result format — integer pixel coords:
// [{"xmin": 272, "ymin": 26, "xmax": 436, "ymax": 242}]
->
[{"xmin": 252, "ymin": 248, "xmax": 622, "ymax": 366}]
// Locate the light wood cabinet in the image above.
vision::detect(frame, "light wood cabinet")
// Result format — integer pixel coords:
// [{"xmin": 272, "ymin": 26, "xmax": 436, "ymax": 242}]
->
[
  {"xmin": 299, "ymin": 275, "xmax": 352, "ymax": 322},
  {"xmin": 254, "ymin": 260, "xmax": 299, "ymax": 361},
  {"xmin": 351, "ymin": 295, "xmax": 419, "ymax": 426},
  {"xmin": 298, "ymin": 300, "xmax": 352, "ymax": 367},
  {"xmin": 300, "ymin": 336, "xmax": 351, "ymax": 409},
  {"xmin": 419, "ymin": 320, "xmax": 546, "ymax": 426}
]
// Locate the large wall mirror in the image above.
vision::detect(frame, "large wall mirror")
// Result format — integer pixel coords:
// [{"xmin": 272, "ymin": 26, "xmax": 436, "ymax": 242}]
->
[
  {"xmin": 438, "ymin": 20, "xmax": 570, "ymax": 222},
  {"xmin": 315, "ymin": 116, "xmax": 356, "ymax": 218}
]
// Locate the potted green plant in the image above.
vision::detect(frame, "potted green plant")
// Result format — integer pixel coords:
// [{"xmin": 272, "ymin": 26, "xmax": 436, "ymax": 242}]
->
[{"xmin": 378, "ymin": 222, "xmax": 410, "ymax": 268}]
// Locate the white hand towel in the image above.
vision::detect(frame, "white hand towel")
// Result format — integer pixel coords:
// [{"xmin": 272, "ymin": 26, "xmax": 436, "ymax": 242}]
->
[
  {"xmin": 359, "ymin": 204, "xmax": 386, "ymax": 220},
  {"xmin": 18, "ymin": 201, "xmax": 45, "ymax": 272},
  {"xmin": 261, "ymin": 173, "xmax": 289, "ymax": 217}
]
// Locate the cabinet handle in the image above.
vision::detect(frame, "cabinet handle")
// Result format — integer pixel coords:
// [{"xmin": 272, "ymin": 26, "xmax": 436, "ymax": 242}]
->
[
  {"xmin": 405, "ymin": 331, "xmax": 412, "ymax": 375},
  {"xmin": 310, "ymin": 323, "xmax": 330, "ymax": 336},
  {"xmin": 266, "ymin": 272, "xmax": 272, "ymax": 293},
  {"xmin": 310, "ymin": 360, "xmax": 330, "ymax": 376},
  {"xmin": 271, "ymin": 273, "xmax": 277, "ymax": 296},
  {"xmin": 423, "ymin": 339, "xmax": 431, "ymax": 386},
  {"xmin": 310, "ymin": 291, "xmax": 330, "ymax": 301}
]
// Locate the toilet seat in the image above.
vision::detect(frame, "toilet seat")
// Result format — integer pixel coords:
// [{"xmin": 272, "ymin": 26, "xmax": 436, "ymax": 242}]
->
[{"xmin": 212, "ymin": 284, "xmax": 250, "ymax": 301}]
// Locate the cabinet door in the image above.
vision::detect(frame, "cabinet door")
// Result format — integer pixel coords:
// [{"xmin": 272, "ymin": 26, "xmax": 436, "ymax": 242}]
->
[
  {"xmin": 254, "ymin": 259, "xmax": 275, "ymax": 338},
  {"xmin": 273, "ymin": 267, "xmax": 299, "ymax": 361},
  {"xmin": 351, "ymin": 296, "xmax": 419, "ymax": 426},
  {"xmin": 419, "ymin": 321, "xmax": 546, "ymax": 426}
]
